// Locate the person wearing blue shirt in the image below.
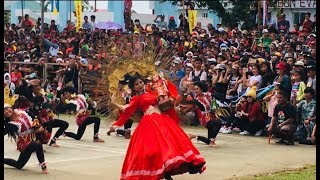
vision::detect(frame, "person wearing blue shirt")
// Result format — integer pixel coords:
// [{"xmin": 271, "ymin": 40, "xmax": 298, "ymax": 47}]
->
[{"xmin": 170, "ymin": 58, "xmax": 185, "ymax": 88}]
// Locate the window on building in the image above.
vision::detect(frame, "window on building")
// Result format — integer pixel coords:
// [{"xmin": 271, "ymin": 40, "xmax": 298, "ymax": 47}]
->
[
  {"xmin": 293, "ymin": 12, "xmax": 306, "ymax": 27},
  {"xmin": 203, "ymin": 12, "xmax": 208, "ymax": 18}
]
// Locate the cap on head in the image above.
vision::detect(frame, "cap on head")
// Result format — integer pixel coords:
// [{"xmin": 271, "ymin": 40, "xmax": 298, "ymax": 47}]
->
[
  {"xmin": 276, "ymin": 62, "xmax": 287, "ymax": 71},
  {"xmin": 246, "ymin": 86, "xmax": 257, "ymax": 99}
]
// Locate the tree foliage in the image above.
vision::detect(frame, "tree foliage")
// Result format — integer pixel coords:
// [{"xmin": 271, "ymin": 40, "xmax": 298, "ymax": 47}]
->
[
  {"xmin": 4, "ymin": 11, "xmax": 10, "ymax": 24},
  {"xmin": 161, "ymin": 0, "xmax": 258, "ymax": 29}
]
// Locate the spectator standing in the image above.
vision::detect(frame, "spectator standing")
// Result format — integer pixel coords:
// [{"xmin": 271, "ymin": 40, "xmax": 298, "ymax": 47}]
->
[
  {"xmin": 312, "ymin": 14, "xmax": 316, "ymax": 33},
  {"xmin": 259, "ymin": 29, "xmax": 272, "ymax": 51},
  {"xmin": 302, "ymin": 12, "xmax": 313, "ymax": 33},
  {"xmin": 168, "ymin": 16, "xmax": 177, "ymax": 30},
  {"xmin": 169, "ymin": 57, "xmax": 185, "ymax": 88},
  {"xmin": 22, "ymin": 14, "xmax": 35, "ymax": 30},
  {"xmin": 66, "ymin": 20, "xmax": 75, "ymax": 32},
  {"xmin": 265, "ymin": 12, "xmax": 277, "ymax": 33},
  {"xmin": 16, "ymin": 16, "xmax": 23, "ymax": 29},
  {"xmin": 4, "ymin": 73, "xmax": 16, "ymax": 94},
  {"xmin": 277, "ymin": 14, "xmax": 290, "ymax": 34},
  {"xmin": 178, "ymin": 14, "xmax": 189, "ymax": 33},
  {"xmin": 50, "ymin": 20, "xmax": 59, "ymax": 33},
  {"xmin": 10, "ymin": 68, "xmax": 23, "ymax": 86},
  {"xmin": 90, "ymin": 15, "xmax": 97, "ymax": 31},
  {"xmin": 188, "ymin": 57, "xmax": 207, "ymax": 82},
  {"xmin": 133, "ymin": 19, "xmax": 143, "ymax": 33},
  {"xmin": 82, "ymin": 16, "xmax": 92, "ymax": 32},
  {"xmin": 154, "ymin": 15, "xmax": 168, "ymax": 31}
]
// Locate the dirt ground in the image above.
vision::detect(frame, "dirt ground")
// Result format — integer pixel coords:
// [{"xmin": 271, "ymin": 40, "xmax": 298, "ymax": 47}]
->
[{"xmin": 4, "ymin": 116, "xmax": 316, "ymax": 180}]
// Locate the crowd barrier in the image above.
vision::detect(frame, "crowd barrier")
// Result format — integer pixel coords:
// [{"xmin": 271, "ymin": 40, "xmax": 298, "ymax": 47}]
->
[{"xmin": 4, "ymin": 61, "xmax": 89, "ymax": 93}]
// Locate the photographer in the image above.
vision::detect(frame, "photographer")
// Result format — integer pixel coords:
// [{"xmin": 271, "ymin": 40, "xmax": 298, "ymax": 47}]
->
[{"xmin": 154, "ymin": 14, "xmax": 168, "ymax": 31}]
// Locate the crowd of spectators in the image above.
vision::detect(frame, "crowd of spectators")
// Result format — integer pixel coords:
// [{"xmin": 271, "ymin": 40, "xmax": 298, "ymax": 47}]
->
[{"xmin": 4, "ymin": 11, "xmax": 316, "ymax": 145}]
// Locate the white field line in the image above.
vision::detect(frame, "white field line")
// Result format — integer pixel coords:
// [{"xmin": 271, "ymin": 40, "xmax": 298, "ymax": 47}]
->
[
  {"xmin": 193, "ymin": 140, "xmax": 253, "ymax": 148},
  {"xmin": 58, "ymin": 141, "xmax": 127, "ymax": 152},
  {"xmin": 40, "ymin": 154, "xmax": 124, "ymax": 165},
  {"xmin": 57, "ymin": 143, "xmax": 126, "ymax": 154}
]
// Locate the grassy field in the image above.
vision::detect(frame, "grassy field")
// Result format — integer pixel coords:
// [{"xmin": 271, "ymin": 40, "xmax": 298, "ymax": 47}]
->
[{"xmin": 233, "ymin": 165, "xmax": 316, "ymax": 180}]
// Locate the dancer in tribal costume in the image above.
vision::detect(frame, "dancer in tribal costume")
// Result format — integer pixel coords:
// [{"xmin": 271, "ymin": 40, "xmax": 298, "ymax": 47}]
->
[
  {"xmin": 188, "ymin": 81, "xmax": 222, "ymax": 146},
  {"xmin": 16, "ymin": 79, "xmax": 69, "ymax": 147},
  {"xmin": 62, "ymin": 87, "xmax": 104, "ymax": 142},
  {"xmin": 107, "ymin": 75, "xmax": 135, "ymax": 139},
  {"xmin": 4, "ymin": 104, "xmax": 48, "ymax": 174}
]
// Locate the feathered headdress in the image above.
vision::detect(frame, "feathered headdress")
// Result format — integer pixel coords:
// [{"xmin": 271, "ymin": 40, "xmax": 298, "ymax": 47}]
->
[
  {"xmin": 4, "ymin": 86, "xmax": 19, "ymax": 107},
  {"xmin": 82, "ymin": 43, "xmax": 177, "ymax": 116}
]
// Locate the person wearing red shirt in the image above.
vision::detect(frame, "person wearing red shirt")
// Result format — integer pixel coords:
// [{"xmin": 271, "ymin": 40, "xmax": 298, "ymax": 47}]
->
[
  {"xmin": 65, "ymin": 20, "xmax": 75, "ymax": 32},
  {"xmin": 22, "ymin": 14, "xmax": 35, "ymax": 29},
  {"xmin": 10, "ymin": 68, "xmax": 22, "ymax": 86},
  {"xmin": 302, "ymin": 13, "xmax": 313, "ymax": 33},
  {"xmin": 235, "ymin": 86, "xmax": 265, "ymax": 136},
  {"xmin": 292, "ymin": 24, "xmax": 300, "ymax": 34}
]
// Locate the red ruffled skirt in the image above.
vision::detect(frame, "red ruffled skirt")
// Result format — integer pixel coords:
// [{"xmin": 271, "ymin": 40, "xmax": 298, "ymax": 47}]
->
[{"xmin": 120, "ymin": 113, "xmax": 206, "ymax": 180}]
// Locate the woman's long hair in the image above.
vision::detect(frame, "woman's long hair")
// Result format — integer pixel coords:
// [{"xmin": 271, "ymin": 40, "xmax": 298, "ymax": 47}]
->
[
  {"xmin": 4, "ymin": 117, "xmax": 18, "ymax": 141},
  {"xmin": 128, "ymin": 73, "xmax": 145, "ymax": 96}
]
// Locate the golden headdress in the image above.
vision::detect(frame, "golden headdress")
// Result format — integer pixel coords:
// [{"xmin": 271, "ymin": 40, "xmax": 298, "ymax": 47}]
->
[
  {"xmin": 82, "ymin": 42, "xmax": 177, "ymax": 117},
  {"xmin": 4, "ymin": 86, "xmax": 19, "ymax": 107}
]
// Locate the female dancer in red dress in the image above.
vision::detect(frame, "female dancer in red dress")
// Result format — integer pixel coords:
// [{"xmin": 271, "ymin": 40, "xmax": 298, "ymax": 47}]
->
[{"xmin": 110, "ymin": 75, "xmax": 206, "ymax": 180}]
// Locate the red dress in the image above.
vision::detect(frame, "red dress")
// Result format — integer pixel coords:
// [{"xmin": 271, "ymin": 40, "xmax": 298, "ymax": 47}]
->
[{"xmin": 113, "ymin": 92, "xmax": 206, "ymax": 180}]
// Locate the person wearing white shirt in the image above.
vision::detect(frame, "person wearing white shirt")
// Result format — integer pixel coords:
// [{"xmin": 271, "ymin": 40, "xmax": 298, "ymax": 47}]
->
[
  {"xmin": 90, "ymin": 15, "xmax": 97, "ymax": 31},
  {"xmin": 188, "ymin": 57, "xmax": 207, "ymax": 82},
  {"xmin": 244, "ymin": 64, "xmax": 262, "ymax": 93}
]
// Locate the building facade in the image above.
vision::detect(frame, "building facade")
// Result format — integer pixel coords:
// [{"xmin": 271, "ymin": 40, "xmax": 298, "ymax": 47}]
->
[{"xmin": 269, "ymin": 0, "xmax": 316, "ymax": 30}]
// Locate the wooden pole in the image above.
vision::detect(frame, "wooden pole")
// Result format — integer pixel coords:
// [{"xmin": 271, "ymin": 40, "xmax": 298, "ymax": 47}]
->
[
  {"xmin": 262, "ymin": 0, "xmax": 266, "ymax": 27},
  {"xmin": 21, "ymin": 0, "xmax": 24, "ymax": 18},
  {"xmin": 69, "ymin": 0, "xmax": 72, "ymax": 20},
  {"xmin": 181, "ymin": 0, "xmax": 185, "ymax": 31},
  {"xmin": 257, "ymin": 0, "xmax": 261, "ymax": 31},
  {"xmin": 41, "ymin": 0, "xmax": 44, "ymax": 35}
]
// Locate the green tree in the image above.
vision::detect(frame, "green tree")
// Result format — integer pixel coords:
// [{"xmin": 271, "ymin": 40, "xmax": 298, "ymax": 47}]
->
[{"xmin": 4, "ymin": 11, "xmax": 10, "ymax": 24}]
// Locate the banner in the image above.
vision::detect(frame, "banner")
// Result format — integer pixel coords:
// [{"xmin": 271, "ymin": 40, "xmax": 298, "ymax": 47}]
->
[
  {"xmin": 188, "ymin": 10, "xmax": 197, "ymax": 34},
  {"xmin": 74, "ymin": 0, "xmax": 82, "ymax": 32},
  {"xmin": 51, "ymin": 0, "xmax": 59, "ymax": 15}
]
